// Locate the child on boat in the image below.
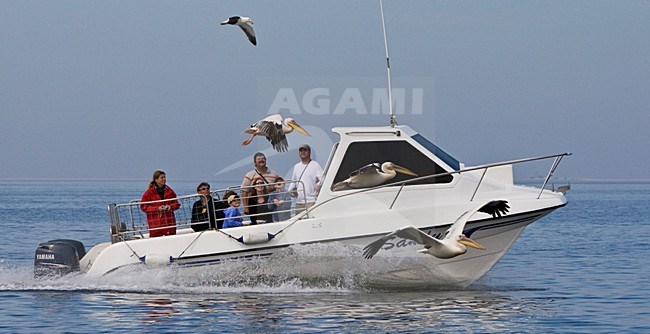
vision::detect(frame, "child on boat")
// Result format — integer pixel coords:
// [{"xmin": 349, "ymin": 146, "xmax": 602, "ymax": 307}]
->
[{"xmin": 223, "ymin": 195, "xmax": 248, "ymax": 228}]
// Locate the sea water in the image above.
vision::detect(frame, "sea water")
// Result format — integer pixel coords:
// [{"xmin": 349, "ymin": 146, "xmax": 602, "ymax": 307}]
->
[{"xmin": 0, "ymin": 180, "xmax": 648, "ymax": 333}]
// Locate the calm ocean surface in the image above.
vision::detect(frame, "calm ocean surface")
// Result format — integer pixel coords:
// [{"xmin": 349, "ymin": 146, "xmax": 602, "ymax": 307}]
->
[{"xmin": 0, "ymin": 180, "xmax": 648, "ymax": 333}]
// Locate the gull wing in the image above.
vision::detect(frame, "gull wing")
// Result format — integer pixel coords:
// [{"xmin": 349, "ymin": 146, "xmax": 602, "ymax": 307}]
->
[
  {"xmin": 445, "ymin": 200, "xmax": 509, "ymax": 239},
  {"xmin": 239, "ymin": 22, "xmax": 257, "ymax": 45},
  {"xmin": 221, "ymin": 16, "xmax": 239, "ymax": 25},
  {"xmin": 363, "ymin": 226, "xmax": 441, "ymax": 259}
]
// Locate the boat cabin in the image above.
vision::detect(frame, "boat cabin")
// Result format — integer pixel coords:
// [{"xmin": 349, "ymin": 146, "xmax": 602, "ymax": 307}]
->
[{"xmin": 317, "ymin": 125, "xmax": 460, "ymax": 199}]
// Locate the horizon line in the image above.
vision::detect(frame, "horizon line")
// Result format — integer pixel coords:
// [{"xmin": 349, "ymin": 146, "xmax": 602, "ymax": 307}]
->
[{"xmin": 1, "ymin": 177, "xmax": 650, "ymax": 184}]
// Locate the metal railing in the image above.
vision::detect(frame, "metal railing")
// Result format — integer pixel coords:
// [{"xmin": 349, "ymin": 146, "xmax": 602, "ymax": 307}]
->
[
  {"xmin": 108, "ymin": 180, "xmax": 307, "ymax": 243},
  {"xmin": 107, "ymin": 154, "xmax": 569, "ymax": 242},
  {"xmin": 293, "ymin": 152, "xmax": 571, "ymax": 221},
  {"xmin": 390, "ymin": 152, "xmax": 572, "ymax": 206}
]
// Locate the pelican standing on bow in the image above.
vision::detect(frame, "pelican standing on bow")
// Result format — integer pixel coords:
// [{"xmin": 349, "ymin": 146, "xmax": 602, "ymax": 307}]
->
[
  {"xmin": 363, "ymin": 200, "xmax": 510, "ymax": 259},
  {"xmin": 332, "ymin": 162, "xmax": 418, "ymax": 191},
  {"xmin": 242, "ymin": 114, "xmax": 310, "ymax": 152}
]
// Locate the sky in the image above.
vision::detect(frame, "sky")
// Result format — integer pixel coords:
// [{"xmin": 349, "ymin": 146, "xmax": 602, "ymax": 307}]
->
[{"xmin": 1, "ymin": 1, "xmax": 649, "ymax": 182}]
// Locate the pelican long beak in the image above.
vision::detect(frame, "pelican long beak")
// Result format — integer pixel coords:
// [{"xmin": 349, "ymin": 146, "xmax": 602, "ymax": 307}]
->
[
  {"xmin": 392, "ymin": 164, "xmax": 418, "ymax": 177},
  {"xmin": 458, "ymin": 235, "xmax": 486, "ymax": 250},
  {"xmin": 288, "ymin": 120, "xmax": 310, "ymax": 136}
]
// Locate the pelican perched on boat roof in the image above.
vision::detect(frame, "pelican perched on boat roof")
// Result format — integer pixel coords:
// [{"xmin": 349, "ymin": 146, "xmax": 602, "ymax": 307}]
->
[
  {"xmin": 363, "ymin": 200, "xmax": 510, "ymax": 259},
  {"xmin": 242, "ymin": 114, "xmax": 310, "ymax": 152},
  {"xmin": 332, "ymin": 162, "xmax": 418, "ymax": 191}
]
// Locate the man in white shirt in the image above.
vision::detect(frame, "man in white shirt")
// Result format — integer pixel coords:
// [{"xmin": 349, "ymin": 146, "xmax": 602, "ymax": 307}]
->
[{"xmin": 288, "ymin": 144, "xmax": 323, "ymax": 213}]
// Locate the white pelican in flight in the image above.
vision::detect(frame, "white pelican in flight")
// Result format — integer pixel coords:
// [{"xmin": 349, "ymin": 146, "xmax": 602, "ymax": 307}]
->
[
  {"xmin": 242, "ymin": 114, "xmax": 310, "ymax": 152},
  {"xmin": 332, "ymin": 162, "xmax": 418, "ymax": 191},
  {"xmin": 363, "ymin": 200, "xmax": 510, "ymax": 259},
  {"xmin": 221, "ymin": 16, "xmax": 257, "ymax": 46}
]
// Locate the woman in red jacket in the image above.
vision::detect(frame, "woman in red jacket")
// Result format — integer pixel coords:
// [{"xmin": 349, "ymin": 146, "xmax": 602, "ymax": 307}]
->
[{"xmin": 140, "ymin": 170, "xmax": 180, "ymax": 237}]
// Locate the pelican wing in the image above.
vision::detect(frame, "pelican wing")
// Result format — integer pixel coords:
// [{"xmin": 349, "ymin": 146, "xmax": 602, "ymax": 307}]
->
[
  {"xmin": 363, "ymin": 226, "xmax": 441, "ymax": 259},
  {"xmin": 255, "ymin": 121, "xmax": 282, "ymax": 137},
  {"xmin": 445, "ymin": 200, "xmax": 509, "ymax": 239},
  {"xmin": 331, "ymin": 180, "xmax": 350, "ymax": 191},
  {"xmin": 253, "ymin": 115, "xmax": 288, "ymax": 152},
  {"xmin": 255, "ymin": 115, "xmax": 282, "ymax": 135},
  {"xmin": 259, "ymin": 114, "xmax": 283, "ymax": 125},
  {"xmin": 349, "ymin": 163, "xmax": 381, "ymax": 178},
  {"xmin": 269, "ymin": 135, "xmax": 289, "ymax": 152}
]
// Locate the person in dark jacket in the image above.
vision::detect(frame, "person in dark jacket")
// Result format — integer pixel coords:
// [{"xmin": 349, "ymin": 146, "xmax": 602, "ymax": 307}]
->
[
  {"xmin": 191, "ymin": 182, "xmax": 216, "ymax": 232},
  {"xmin": 191, "ymin": 183, "xmax": 236, "ymax": 231},
  {"xmin": 140, "ymin": 170, "xmax": 180, "ymax": 237}
]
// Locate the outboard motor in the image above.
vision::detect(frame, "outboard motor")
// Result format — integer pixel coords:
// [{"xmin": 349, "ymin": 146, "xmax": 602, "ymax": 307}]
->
[{"xmin": 34, "ymin": 239, "xmax": 86, "ymax": 277}]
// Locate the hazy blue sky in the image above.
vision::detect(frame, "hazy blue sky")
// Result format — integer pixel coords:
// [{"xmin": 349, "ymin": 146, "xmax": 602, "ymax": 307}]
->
[{"xmin": 1, "ymin": 1, "xmax": 649, "ymax": 182}]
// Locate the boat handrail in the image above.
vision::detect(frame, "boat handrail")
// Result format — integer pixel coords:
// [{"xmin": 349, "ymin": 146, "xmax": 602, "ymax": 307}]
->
[
  {"xmin": 344, "ymin": 130, "xmax": 401, "ymax": 136},
  {"xmin": 294, "ymin": 152, "xmax": 571, "ymax": 221},
  {"xmin": 107, "ymin": 180, "xmax": 308, "ymax": 243}
]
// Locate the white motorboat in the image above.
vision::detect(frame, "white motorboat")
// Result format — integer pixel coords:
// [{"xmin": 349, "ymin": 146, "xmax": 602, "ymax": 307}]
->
[
  {"xmin": 34, "ymin": 124, "xmax": 569, "ymax": 287},
  {"xmin": 33, "ymin": 3, "xmax": 569, "ymax": 287}
]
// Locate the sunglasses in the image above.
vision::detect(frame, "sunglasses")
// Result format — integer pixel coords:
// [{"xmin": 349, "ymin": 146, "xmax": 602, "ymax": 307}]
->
[{"xmin": 199, "ymin": 187, "xmax": 210, "ymax": 191}]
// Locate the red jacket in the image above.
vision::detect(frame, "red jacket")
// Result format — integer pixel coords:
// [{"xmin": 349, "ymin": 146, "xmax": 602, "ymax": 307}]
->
[{"xmin": 140, "ymin": 185, "xmax": 180, "ymax": 237}]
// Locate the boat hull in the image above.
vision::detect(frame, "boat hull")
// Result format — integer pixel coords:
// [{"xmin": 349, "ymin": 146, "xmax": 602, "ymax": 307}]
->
[{"xmin": 86, "ymin": 204, "xmax": 562, "ymax": 288}]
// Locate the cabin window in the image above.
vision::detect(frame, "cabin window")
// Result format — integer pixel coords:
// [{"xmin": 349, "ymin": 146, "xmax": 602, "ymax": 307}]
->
[
  {"xmin": 411, "ymin": 134, "xmax": 460, "ymax": 170},
  {"xmin": 331, "ymin": 140, "xmax": 453, "ymax": 190}
]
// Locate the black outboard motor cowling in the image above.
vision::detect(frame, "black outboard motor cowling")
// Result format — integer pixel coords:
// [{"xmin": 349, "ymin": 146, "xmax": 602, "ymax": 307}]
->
[{"xmin": 34, "ymin": 239, "xmax": 86, "ymax": 277}]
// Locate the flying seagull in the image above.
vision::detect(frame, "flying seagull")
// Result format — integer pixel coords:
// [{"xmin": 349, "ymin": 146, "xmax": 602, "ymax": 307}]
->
[
  {"xmin": 332, "ymin": 162, "xmax": 418, "ymax": 191},
  {"xmin": 363, "ymin": 200, "xmax": 509, "ymax": 259},
  {"xmin": 242, "ymin": 114, "xmax": 310, "ymax": 152},
  {"xmin": 221, "ymin": 16, "xmax": 256, "ymax": 46}
]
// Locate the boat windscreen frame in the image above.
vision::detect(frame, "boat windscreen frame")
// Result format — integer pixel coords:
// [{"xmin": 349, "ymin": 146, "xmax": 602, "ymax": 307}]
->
[
  {"xmin": 410, "ymin": 134, "xmax": 460, "ymax": 171},
  {"xmin": 322, "ymin": 142, "xmax": 340, "ymax": 181}
]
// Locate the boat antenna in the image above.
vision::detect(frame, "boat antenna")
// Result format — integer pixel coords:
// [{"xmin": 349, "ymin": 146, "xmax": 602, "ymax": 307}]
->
[{"xmin": 379, "ymin": 0, "xmax": 397, "ymax": 127}]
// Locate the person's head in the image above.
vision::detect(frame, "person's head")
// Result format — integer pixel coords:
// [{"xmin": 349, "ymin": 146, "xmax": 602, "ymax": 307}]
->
[
  {"xmin": 275, "ymin": 177, "xmax": 286, "ymax": 190},
  {"xmin": 196, "ymin": 182, "xmax": 210, "ymax": 196},
  {"xmin": 298, "ymin": 144, "xmax": 311, "ymax": 161},
  {"xmin": 149, "ymin": 170, "xmax": 166, "ymax": 188},
  {"xmin": 222, "ymin": 190, "xmax": 237, "ymax": 203},
  {"xmin": 252, "ymin": 181, "xmax": 267, "ymax": 195},
  {"xmin": 227, "ymin": 194, "xmax": 241, "ymax": 207},
  {"xmin": 253, "ymin": 152, "xmax": 267, "ymax": 169}
]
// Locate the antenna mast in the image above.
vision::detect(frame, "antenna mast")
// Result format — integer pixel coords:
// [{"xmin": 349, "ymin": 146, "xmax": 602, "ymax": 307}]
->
[{"xmin": 379, "ymin": 0, "xmax": 397, "ymax": 127}]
